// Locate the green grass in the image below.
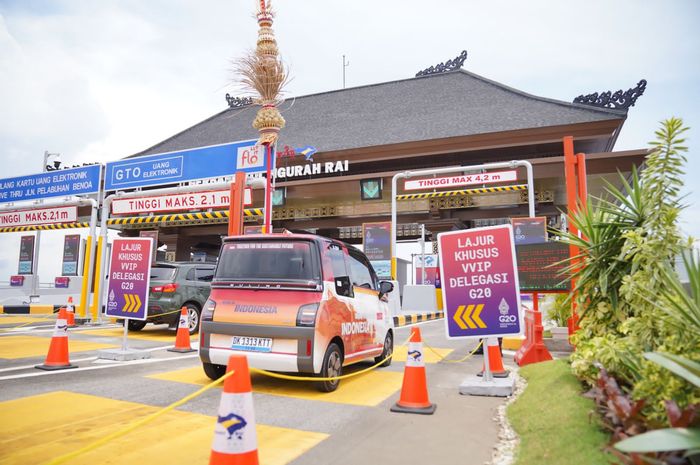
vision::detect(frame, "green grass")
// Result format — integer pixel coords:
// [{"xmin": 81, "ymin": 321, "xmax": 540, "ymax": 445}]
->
[
  {"xmin": 543, "ymin": 329, "xmax": 552, "ymax": 338},
  {"xmin": 508, "ymin": 359, "xmax": 613, "ymax": 465}
]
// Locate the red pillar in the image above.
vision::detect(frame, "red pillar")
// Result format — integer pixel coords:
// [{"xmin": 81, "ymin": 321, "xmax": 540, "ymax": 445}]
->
[{"xmin": 228, "ymin": 171, "xmax": 247, "ymax": 237}]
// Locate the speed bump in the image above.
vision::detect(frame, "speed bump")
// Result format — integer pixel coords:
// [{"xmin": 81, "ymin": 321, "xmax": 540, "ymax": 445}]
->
[
  {"xmin": 0, "ymin": 335, "xmax": 115, "ymax": 359},
  {"xmin": 148, "ymin": 366, "xmax": 403, "ymax": 407},
  {"xmin": 0, "ymin": 391, "xmax": 328, "ymax": 465}
]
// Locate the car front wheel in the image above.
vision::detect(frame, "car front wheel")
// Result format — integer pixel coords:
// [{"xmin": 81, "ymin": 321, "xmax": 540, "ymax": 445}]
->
[{"xmin": 375, "ymin": 331, "xmax": 393, "ymax": 367}]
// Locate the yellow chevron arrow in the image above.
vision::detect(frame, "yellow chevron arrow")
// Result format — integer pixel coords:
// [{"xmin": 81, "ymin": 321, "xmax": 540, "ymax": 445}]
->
[
  {"xmin": 472, "ymin": 304, "xmax": 487, "ymax": 329},
  {"xmin": 454, "ymin": 305, "xmax": 468, "ymax": 330},
  {"xmin": 132, "ymin": 294, "xmax": 142, "ymax": 313},
  {"xmin": 123, "ymin": 294, "xmax": 132, "ymax": 312},
  {"xmin": 462, "ymin": 304, "xmax": 477, "ymax": 329}
]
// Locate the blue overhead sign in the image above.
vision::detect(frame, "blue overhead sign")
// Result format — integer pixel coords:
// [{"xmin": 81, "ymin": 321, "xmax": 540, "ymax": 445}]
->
[
  {"xmin": 105, "ymin": 139, "xmax": 266, "ymax": 190},
  {"xmin": 0, "ymin": 165, "xmax": 102, "ymax": 204}
]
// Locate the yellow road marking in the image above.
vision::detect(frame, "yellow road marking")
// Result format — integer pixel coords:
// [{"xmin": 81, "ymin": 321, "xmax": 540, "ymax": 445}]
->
[
  {"xmin": 0, "ymin": 315, "xmax": 53, "ymax": 325},
  {"xmin": 148, "ymin": 365, "xmax": 403, "ymax": 407},
  {"xmin": 0, "ymin": 336, "xmax": 116, "ymax": 359},
  {"xmin": 0, "ymin": 391, "xmax": 328, "ymax": 465},
  {"xmin": 393, "ymin": 345, "xmax": 453, "ymax": 363},
  {"xmin": 76, "ymin": 327, "xmax": 195, "ymax": 343}
]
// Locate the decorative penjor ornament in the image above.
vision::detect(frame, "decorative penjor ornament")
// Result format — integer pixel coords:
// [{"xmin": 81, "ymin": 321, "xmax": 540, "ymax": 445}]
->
[{"xmin": 235, "ymin": 0, "xmax": 289, "ymax": 146}]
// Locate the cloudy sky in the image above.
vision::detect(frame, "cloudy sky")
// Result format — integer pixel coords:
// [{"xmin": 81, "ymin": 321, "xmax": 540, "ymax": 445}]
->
[{"xmin": 0, "ymin": 0, "xmax": 698, "ymax": 283}]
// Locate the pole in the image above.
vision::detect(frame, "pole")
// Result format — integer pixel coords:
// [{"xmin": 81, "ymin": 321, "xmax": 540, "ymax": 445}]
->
[
  {"xmin": 263, "ymin": 144, "xmax": 273, "ymax": 234},
  {"xmin": 228, "ymin": 172, "xmax": 247, "ymax": 237},
  {"xmin": 420, "ymin": 224, "xmax": 426, "ymax": 284}
]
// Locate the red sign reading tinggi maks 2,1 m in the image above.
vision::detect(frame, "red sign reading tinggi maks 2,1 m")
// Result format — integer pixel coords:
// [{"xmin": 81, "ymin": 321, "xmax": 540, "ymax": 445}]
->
[{"xmin": 438, "ymin": 224, "xmax": 522, "ymax": 339}]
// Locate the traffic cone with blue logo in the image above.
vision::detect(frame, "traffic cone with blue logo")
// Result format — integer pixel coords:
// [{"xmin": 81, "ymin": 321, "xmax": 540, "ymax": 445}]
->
[
  {"xmin": 478, "ymin": 337, "xmax": 509, "ymax": 378},
  {"xmin": 168, "ymin": 306, "xmax": 195, "ymax": 353},
  {"xmin": 390, "ymin": 326, "xmax": 436, "ymax": 414},
  {"xmin": 210, "ymin": 354, "xmax": 259, "ymax": 465},
  {"xmin": 35, "ymin": 307, "xmax": 78, "ymax": 371},
  {"xmin": 65, "ymin": 296, "xmax": 77, "ymax": 328}
]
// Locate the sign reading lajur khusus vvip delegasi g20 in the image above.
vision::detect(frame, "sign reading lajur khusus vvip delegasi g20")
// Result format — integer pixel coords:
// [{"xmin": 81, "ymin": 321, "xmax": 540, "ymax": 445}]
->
[
  {"xmin": 104, "ymin": 140, "xmax": 266, "ymax": 190},
  {"xmin": 0, "ymin": 165, "xmax": 102, "ymax": 204},
  {"xmin": 438, "ymin": 224, "xmax": 522, "ymax": 339},
  {"xmin": 105, "ymin": 238, "xmax": 153, "ymax": 321}
]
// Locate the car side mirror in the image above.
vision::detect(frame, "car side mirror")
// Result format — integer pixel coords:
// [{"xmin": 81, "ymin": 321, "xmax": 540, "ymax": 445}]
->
[
  {"xmin": 335, "ymin": 276, "xmax": 352, "ymax": 297},
  {"xmin": 378, "ymin": 281, "xmax": 394, "ymax": 300}
]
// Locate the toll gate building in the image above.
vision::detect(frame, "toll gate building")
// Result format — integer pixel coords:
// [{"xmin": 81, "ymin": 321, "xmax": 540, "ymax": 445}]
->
[{"xmin": 110, "ymin": 60, "xmax": 647, "ymax": 260}]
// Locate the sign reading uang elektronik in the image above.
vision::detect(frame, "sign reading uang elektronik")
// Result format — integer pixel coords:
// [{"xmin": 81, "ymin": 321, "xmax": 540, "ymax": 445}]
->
[
  {"xmin": 105, "ymin": 238, "xmax": 153, "ymax": 321},
  {"xmin": 0, "ymin": 165, "xmax": 102, "ymax": 203},
  {"xmin": 104, "ymin": 140, "xmax": 263, "ymax": 190},
  {"xmin": 438, "ymin": 224, "xmax": 522, "ymax": 339}
]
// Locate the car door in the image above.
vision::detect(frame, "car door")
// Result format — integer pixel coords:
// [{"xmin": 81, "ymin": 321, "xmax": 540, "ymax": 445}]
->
[
  {"xmin": 194, "ymin": 266, "xmax": 215, "ymax": 305},
  {"xmin": 346, "ymin": 249, "xmax": 385, "ymax": 356}
]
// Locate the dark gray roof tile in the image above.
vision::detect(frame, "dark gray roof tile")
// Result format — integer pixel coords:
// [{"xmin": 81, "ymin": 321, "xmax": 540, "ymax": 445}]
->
[{"xmin": 134, "ymin": 69, "xmax": 625, "ymax": 157}]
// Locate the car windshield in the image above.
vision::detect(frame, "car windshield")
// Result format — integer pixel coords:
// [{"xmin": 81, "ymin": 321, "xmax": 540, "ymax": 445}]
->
[
  {"xmin": 150, "ymin": 266, "xmax": 177, "ymax": 281},
  {"xmin": 215, "ymin": 241, "xmax": 319, "ymax": 283}
]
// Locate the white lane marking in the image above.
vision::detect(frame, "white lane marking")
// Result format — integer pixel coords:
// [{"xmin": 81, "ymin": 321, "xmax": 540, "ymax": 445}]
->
[
  {"xmin": 0, "ymin": 354, "xmax": 199, "ymax": 381},
  {"xmin": 0, "ymin": 356, "xmax": 98, "ymax": 373}
]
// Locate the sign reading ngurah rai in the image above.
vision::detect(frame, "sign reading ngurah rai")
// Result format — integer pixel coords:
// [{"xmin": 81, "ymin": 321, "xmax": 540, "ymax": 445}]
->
[
  {"xmin": 0, "ymin": 206, "xmax": 78, "ymax": 227},
  {"xmin": 111, "ymin": 189, "xmax": 252, "ymax": 215},
  {"xmin": 275, "ymin": 160, "xmax": 349, "ymax": 180},
  {"xmin": 404, "ymin": 170, "xmax": 517, "ymax": 191}
]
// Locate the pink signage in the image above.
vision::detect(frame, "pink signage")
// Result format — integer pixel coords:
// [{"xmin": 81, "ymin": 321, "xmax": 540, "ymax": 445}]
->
[{"xmin": 438, "ymin": 224, "xmax": 522, "ymax": 339}]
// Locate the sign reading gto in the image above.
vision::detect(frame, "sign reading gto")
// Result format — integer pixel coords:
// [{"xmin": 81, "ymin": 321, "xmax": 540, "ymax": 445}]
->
[
  {"xmin": 404, "ymin": 170, "xmax": 517, "ymax": 191},
  {"xmin": 438, "ymin": 224, "xmax": 522, "ymax": 339},
  {"xmin": 111, "ymin": 189, "xmax": 253, "ymax": 215},
  {"xmin": 0, "ymin": 206, "xmax": 78, "ymax": 227}
]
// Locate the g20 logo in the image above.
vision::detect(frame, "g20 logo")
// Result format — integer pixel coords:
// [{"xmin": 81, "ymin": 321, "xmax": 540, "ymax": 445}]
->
[{"xmin": 499, "ymin": 315, "xmax": 517, "ymax": 323}]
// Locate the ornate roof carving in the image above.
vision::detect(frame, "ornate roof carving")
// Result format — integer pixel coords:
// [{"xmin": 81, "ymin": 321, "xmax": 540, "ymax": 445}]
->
[
  {"xmin": 573, "ymin": 79, "xmax": 647, "ymax": 110},
  {"xmin": 416, "ymin": 50, "xmax": 468, "ymax": 77}
]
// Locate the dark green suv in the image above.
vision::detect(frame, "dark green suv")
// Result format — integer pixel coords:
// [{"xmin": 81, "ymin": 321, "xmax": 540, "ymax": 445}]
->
[{"xmin": 126, "ymin": 262, "xmax": 215, "ymax": 334}]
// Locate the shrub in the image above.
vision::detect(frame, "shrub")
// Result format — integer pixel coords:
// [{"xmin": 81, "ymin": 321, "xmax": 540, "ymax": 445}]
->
[{"xmin": 562, "ymin": 118, "xmax": 697, "ymax": 423}]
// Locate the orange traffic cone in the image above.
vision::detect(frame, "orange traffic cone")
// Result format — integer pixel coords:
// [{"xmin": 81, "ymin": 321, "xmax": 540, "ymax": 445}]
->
[
  {"xmin": 35, "ymin": 307, "xmax": 78, "ymax": 371},
  {"xmin": 65, "ymin": 296, "xmax": 76, "ymax": 328},
  {"xmin": 210, "ymin": 355, "xmax": 259, "ymax": 465},
  {"xmin": 478, "ymin": 337, "xmax": 509, "ymax": 378},
  {"xmin": 168, "ymin": 307, "xmax": 195, "ymax": 353},
  {"xmin": 390, "ymin": 326, "xmax": 436, "ymax": 414}
]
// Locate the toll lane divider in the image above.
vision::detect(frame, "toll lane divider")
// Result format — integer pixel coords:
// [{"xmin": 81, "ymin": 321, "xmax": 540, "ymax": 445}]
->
[
  {"xmin": 0, "ymin": 304, "xmax": 60, "ymax": 315},
  {"xmin": 107, "ymin": 208, "xmax": 264, "ymax": 226},
  {"xmin": 0, "ymin": 209, "xmax": 266, "ymax": 233},
  {"xmin": 395, "ymin": 184, "xmax": 527, "ymax": 200},
  {"xmin": 393, "ymin": 311, "xmax": 444, "ymax": 327}
]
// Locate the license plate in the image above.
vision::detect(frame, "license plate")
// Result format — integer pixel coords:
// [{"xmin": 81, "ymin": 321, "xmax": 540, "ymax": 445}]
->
[{"xmin": 231, "ymin": 336, "xmax": 273, "ymax": 352}]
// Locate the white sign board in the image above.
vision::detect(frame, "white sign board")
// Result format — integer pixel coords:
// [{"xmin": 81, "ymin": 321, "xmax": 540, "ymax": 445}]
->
[
  {"xmin": 0, "ymin": 206, "xmax": 78, "ymax": 227},
  {"xmin": 404, "ymin": 170, "xmax": 518, "ymax": 191},
  {"xmin": 111, "ymin": 189, "xmax": 252, "ymax": 215}
]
